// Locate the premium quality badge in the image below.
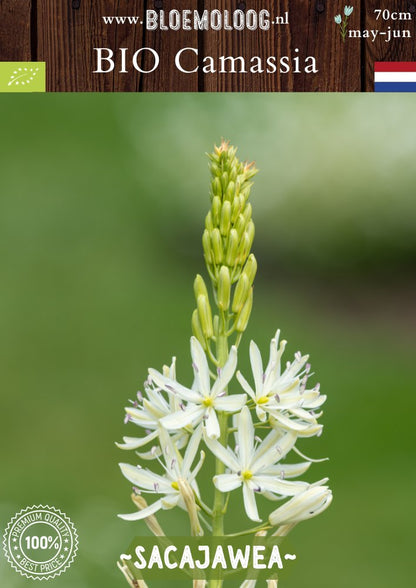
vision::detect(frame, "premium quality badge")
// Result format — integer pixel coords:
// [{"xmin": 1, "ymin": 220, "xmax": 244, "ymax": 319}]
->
[{"xmin": 2, "ymin": 505, "xmax": 78, "ymax": 580}]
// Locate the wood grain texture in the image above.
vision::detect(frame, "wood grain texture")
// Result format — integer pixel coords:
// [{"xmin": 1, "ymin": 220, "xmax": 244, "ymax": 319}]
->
[
  {"xmin": 364, "ymin": 0, "xmax": 416, "ymax": 90},
  {"xmin": 202, "ymin": 0, "xmax": 361, "ymax": 91},
  {"xmin": 140, "ymin": 0, "xmax": 199, "ymax": 91},
  {"xmin": 1, "ymin": 1, "xmax": 415, "ymax": 91},
  {"xmin": 37, "ymin": 1, "xmax": 147, "ymax": 91},
  {"xmin": 0, "ymin": 0, "xmax": 32, "ymax": 61}
]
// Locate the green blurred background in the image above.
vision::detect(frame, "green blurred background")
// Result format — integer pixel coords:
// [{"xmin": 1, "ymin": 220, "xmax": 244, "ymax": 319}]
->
[{"xmin": 0, "ymin": 94, "xmax": 414, "ymax": 587}]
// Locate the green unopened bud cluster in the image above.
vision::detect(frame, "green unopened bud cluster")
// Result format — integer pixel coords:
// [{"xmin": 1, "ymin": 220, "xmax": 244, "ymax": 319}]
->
[{"xmin": 192, "ymin": 141, "xmax": 258, "ymax": 356}]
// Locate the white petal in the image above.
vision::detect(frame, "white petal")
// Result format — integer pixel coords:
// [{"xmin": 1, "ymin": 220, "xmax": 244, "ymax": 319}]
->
[
  {"xmin": 191, "ymin": 337, "xmax": 211, "ymax": 397},
  {"xmin": 237, "ymin": 406, "xmax": 254, "ymax": 469},
  {"xmin": 119, "ymin": 463, "xmax": 170, "ymax": 491},
  {"xmin": 161, "ymin": 495, "xmax": 180, "ymax": 509},
  {"xmin": 270, "ymin": 411, "xmax": 313, "ymax": 432},
  {"xmin": 204, "ymin": 436, "xmax": 240, "ymax": 471},
  {"xmin": 243, "ymin": 483, "xmax": 261, "ymax": 522},
  {"xmin": 182, "ymin": 424, "xmax": 202, "ymax": 477},
  {"xmin": 118, "ymin": 499, "xmax": 163, "ymax": 521},
  {"xmin": 214, "ymin": 474, "xmax": 242, "ymax": 492},
  {"xmin": 253, "ymin": 475, "xmax": 308, "ymax": 496},
  {"xmin": 251, "ymin": 428, "xmax": 282, "ymax": 466},
  {"xmin": 205, "ymin": 407, "xmax": 220, "ymax": 439},
  {"xmin": 263, "ymin": 462, "xmax": 311, "ymax": 478},
  {"xmin": 253, "ymin": 431, "xmax": 297, "ymax": 472},
  {"xmin": 236, "ymin": 371, "xmax": 256, "ymax": 400},
  {"xmin": 116, "ymin": 431, "xmax": 159, "ymax": 450},
  {"xmin": 214, "ymin": 394, "xmax": 247, "ymax": 412},
  {"xmin": 212, "ymin": 345, "xmax": 238, "ymax": 398},
  {"xmin": 249, "ymin": 340, "xmax": 264, "ymax": 396},
  {"xmin": 149, "ymin": 369, "xmax": 201, "ymax": 403},
  {"xmin": 161, "ymin": 405, "xmax": 205, "ymax": 430}
]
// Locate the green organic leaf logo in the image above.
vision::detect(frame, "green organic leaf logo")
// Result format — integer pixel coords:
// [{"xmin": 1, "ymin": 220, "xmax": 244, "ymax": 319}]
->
[{"xmin": 8, "ymin": 66, "xmax": 39, "ymax": 87}]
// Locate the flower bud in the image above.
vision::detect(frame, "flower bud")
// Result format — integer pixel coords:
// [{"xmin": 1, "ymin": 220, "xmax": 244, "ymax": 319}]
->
[
  {"xmin": 243, "ymin": 202, "xmax": 252, "ymax": 224},
  {"xmin": 238, "ymin": 232, "xmax": 251, "ymax": 266},
  {"xmin": 217, "ymin": 266, "xmax": 231, "ymax": 310},
  {"xmin": 239, "ymin": 221, "xmax": 255, "ymax": 261},
  {"xmin": 225, "ymin": 181, "xmax": 235, "ymax": 202},
  {"xmin": 131, "ymin": 494, "xmax": 165, "ymax": 536},
  {"xmin": 243, "ymin": 254, "xmax": 257, "ymax": 286},
  {"xmin": 194, "ymin": 274, "xmax": 209, "ymax": 302},
  {"xmin": 232, "ymin": 273, "xmax": 250, "ymax": 313},
  {"xmin": 220, "ymin": 201, "xmax": 231, "ymax": 236},
  {"xmin": 231, "ymin": 195, "xmax": 243, "ymax": 224},
  {"xmin": 177, "ymin": 479, "xmax": 203, "ymax": 537},
  {"xmin": 235, "ymin": 213, "xmax": 247, "ymax": 238},
  {"xmin": 226, "ymin": 228, "xmax": 239, "ymax": 267},
  {"xmin": 221, "ymin": 172, "xmax": 229, "ymax": 195},
  {"xmin": 202, "ymin": 229, "xmax": 212, "ymax": 264},
  {"xmin": 212, "ymin": 196, "xmax": 221, "ymax": 226},
  {"xmin": 211, "ymin": 177, "xmax": 222, "ymax": 197},
  {"xmin": 235, "ymin": 287, "xmax": 253, "ymax": 332},
  {"xmin": 197, "ymin": 294, "xmax": 214, "ymax": 338},
  {"xmin": 213, "ymin": 314, "xmax": 220, "ymax": 337},
  {"xmin": 269, "ymin": 486, "xmax": 333, "ymax": 526},
  {"xmin": 211, "ymin": 228, "xmax": 223, "ymax": 264},
  {"xmin": 210, "ymin": 163, "xmax": 220, "ymax": 176},
  {"xmin": 205, "ymin": 210, "xmax": 214, "ymax": 232},
  {"xmin": 192, "ymin": 309, "xmax": 206, "ymax": 348}
]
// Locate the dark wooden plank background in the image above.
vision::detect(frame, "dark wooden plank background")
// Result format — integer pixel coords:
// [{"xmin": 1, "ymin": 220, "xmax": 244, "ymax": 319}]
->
[{"xmin": 0, "ymin": 0, "xmax": 415, "ymax": 91}]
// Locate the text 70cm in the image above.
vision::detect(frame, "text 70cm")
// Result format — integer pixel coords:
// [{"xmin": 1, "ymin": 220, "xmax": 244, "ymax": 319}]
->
[{"xmin": 374, "ymin": 9, "xmax": 412, "ymax": 20}]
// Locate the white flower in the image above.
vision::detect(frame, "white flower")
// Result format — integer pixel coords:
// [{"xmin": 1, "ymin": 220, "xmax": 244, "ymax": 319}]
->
[
  {"xmin": 236, "ymin": 331, "xmax": 326, "ymax": 436},
  {"xmin": 334, "ymin": 14, "xmax": 342, "ymax": 24},
  {"xmin": 118, "ymin": 425, "xmax": 204, "ymax": 525},
  {"xmin": 149, "ymin": 337, "xmax": 246, "ymax": 439},
  {"xmin": 269, "ymin": 482, "xmax": 332, "ymax": 526},
  {"xmin": 117, "ymin": 358, "xmax": 190, "ymax": 457},
  {"xmin": 205, "ymin": 407, "xmax": 309, "ymax": 522},
  {"xmin": 344, "ymin": 6, "xmax": 353, "ymax": 17}
]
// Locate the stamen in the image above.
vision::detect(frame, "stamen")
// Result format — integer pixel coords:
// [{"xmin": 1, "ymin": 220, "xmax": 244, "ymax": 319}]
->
[
  {"xmin": 137, "ymin": 390, "xmax": 143, "ymax": 402},
  {"xmin": 124, "ymin": 414, "xmax": 130, "ymax": 424},
  {"xmin": 274, "ymin": 393, "xmax": 281, "ymax": 403},
  {"xmin": 153, "ymin": 482, "xmax": 160, "ymax": 492},
  {"xmin": 192, "ymin": 362, "xmax": 199, "ymax": 373}
]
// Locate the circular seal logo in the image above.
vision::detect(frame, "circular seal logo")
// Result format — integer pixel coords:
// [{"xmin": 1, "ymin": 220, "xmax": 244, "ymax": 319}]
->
[{"xmin": 2, "ymin": 505, "xmax": 78, "ymax": 580}]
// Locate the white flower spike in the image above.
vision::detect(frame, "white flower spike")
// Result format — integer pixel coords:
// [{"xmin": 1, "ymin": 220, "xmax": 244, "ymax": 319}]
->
[
  {"xmin": 117, "ymin": 143, "xmax": 331, "ymax": 587},
  {"xmin": 150, "ymin": 337, "xmax": 246, "ymax": 439}
]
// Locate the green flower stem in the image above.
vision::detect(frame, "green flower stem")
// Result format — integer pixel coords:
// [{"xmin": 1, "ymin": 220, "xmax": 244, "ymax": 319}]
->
[{"xmin": 210, "ymin": 311, "xmax": 230, "ymax": 588}]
